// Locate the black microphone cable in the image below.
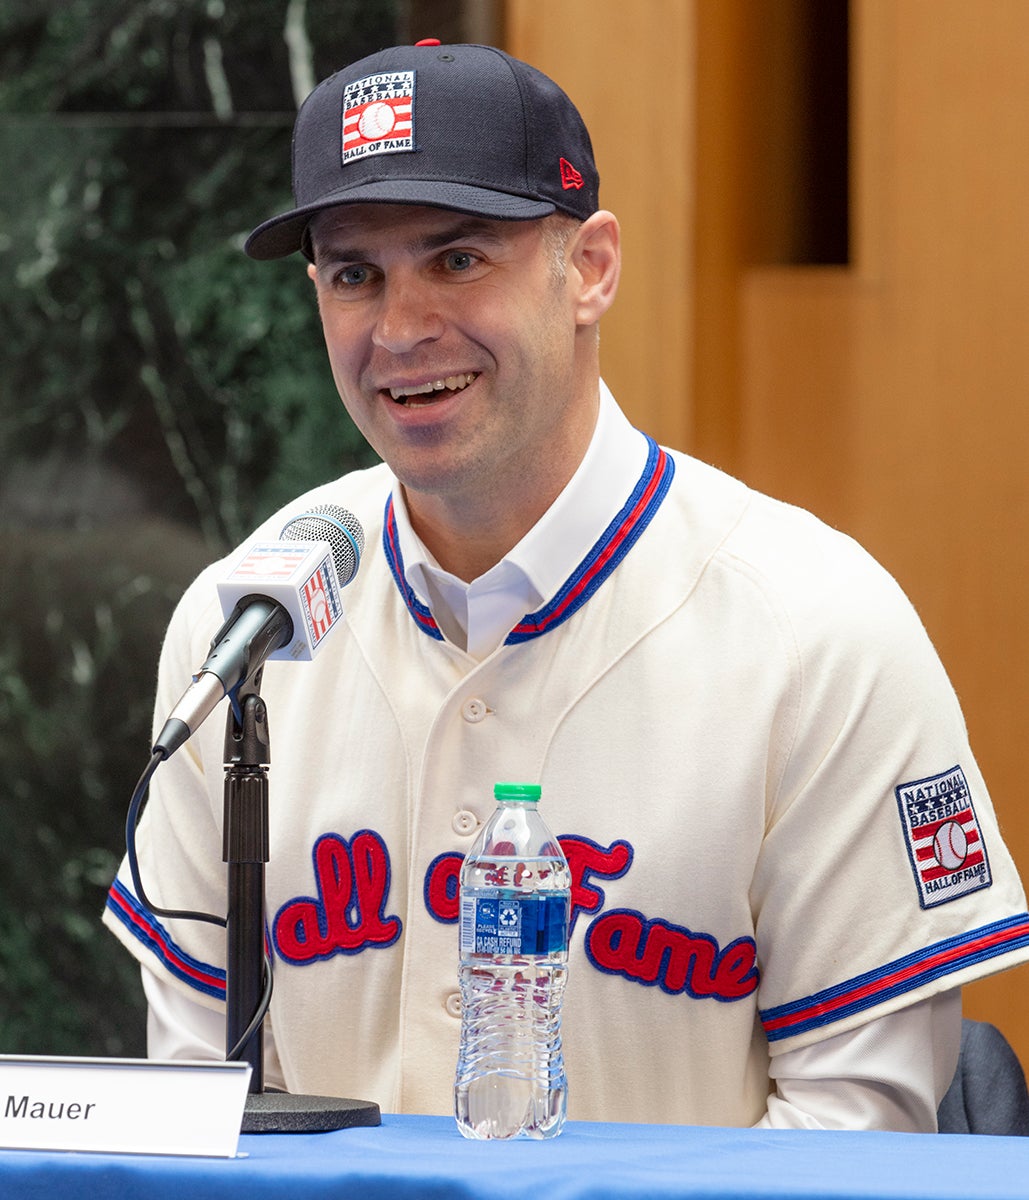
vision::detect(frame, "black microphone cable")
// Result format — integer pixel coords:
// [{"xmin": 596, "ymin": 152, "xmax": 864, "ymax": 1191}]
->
[{"xmin": 125, "ymin": 745, "xmax": 274, "ymax": 1063}]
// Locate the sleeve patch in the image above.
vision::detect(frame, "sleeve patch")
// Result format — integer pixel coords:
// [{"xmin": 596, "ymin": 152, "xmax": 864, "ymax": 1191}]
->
[{"xmin": 895, "ymin": 765, "xmax": 992, "ymax": 908}]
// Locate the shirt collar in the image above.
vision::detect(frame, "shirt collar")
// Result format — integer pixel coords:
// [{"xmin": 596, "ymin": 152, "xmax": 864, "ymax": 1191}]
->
[{"xmin": 390, "ymin": 381, "xmax": 650, "ymax": 654}]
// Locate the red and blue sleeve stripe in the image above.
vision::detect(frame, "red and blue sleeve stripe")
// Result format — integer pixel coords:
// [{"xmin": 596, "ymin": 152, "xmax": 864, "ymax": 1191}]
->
[
  {"xmin": 105, "ymin": 877, "xmax": 227, "ymax": 1001},
  {"xmin": 760, "ymin": 912, "xmax": 1029, "ymax": 1041}
]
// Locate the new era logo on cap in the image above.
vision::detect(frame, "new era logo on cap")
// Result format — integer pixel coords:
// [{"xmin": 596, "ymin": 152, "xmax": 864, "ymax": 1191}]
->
[
  {"xmin": 342, "ymin": 71, "xmax": 415, "ymax": 164},
  {"xmin": 560, "ymin": 157, "xmax": 584, "ymax": 191}
]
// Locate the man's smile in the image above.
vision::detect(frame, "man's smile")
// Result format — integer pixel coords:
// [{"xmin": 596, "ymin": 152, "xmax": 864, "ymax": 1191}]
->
[{"xmin": 387, "ymin": 372, "xmax": 479, "ymax": 405}]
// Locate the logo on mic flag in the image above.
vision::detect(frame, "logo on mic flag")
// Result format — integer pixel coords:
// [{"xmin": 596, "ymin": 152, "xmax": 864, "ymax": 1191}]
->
[
  {"xmin": 231, "ymin": 546, "xmax": 308, "ymax": 580},
  {"xmin": 301, "ymin": 559, "xmax": 342, "ymax": 649}
]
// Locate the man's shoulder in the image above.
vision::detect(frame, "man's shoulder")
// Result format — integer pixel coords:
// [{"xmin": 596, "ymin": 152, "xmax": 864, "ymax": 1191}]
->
[{"xmin": 662, "ymin": 447, "xmax": 917, "ymax": 637}]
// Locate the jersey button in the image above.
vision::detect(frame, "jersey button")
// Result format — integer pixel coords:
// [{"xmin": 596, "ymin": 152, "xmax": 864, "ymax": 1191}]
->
[
  {"xmin": 445, "ymin": 992, "xmax": 462, "ymax": 1018},
  {"xmin": 461, "ymin": 697, "xmax": 489, "ymax": 723},
  {"xmin": 452, "ymin": 810, "xmax": 479, "ymax": 836}
]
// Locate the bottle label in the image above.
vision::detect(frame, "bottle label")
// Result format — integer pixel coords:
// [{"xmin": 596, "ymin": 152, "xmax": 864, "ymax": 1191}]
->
[{"xmin": 459, "ymin": 891, "xmax": 569, "ymax": 956}]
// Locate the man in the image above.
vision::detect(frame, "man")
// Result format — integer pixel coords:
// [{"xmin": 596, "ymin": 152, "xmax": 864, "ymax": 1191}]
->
[{"xmin": 104, "ymin": 41, "xmax": 1029, "ymax": 1130}]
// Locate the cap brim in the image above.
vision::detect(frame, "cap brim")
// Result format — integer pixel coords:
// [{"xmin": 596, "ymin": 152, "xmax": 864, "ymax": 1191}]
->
[{"xmin": 245, "ymin": 180, "xmax": 557, "ymax": 260}]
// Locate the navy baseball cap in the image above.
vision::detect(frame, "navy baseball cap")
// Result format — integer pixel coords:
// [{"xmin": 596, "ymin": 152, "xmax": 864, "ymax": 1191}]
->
[{"xmin": 244, "ymin": 41, "xmax": 600, "ymax": 260}]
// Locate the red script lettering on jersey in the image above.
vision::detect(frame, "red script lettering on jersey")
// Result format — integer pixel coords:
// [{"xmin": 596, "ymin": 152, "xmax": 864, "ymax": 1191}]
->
[
  {"xmin": 586, "ymin": 909, "xmax": 758, "ymax": 999},
  {"xmin": 273, "ymin": 831, "xmax": 402, "ymax": 963}
]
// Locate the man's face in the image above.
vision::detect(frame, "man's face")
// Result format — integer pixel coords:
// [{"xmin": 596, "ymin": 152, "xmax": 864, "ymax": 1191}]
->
[{"xmin": 307, "ymin": 203, "xmax": 593, "ymax": 519}]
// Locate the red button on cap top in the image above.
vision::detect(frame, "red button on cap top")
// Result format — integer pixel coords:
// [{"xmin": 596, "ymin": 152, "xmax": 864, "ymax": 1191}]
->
[{"xmin": 415, "ymin": 38, "xmax": 441, "ymax": 46}]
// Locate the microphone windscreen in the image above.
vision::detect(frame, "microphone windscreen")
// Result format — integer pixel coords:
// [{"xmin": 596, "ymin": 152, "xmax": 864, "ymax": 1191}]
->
[{"xmin": 281, "ymin": 504, "xmax": 364, "ymax": 586}]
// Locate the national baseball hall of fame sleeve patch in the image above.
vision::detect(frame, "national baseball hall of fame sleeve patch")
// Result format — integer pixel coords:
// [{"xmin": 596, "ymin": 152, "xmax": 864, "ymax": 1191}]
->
[{"xmin": 896, "ymin": 765, "xmax": 992, "ymax": 908}]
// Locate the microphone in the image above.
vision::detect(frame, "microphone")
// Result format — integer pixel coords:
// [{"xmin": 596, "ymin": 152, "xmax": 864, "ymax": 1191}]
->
[{"xmin": 153, "ymin": 504, "xmax": 364, "ymax": 759}]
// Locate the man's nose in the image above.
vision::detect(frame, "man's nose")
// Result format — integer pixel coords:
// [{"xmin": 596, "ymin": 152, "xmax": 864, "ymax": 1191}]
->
[{"xmin": 372, "ymin": 277, "xmax": 444, "ymax": 354}]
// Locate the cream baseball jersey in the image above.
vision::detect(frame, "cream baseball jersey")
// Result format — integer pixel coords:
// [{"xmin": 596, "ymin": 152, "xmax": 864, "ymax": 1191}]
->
[{"xmin": 104, "ymin": 440, "xmax": 1029, "ymax": 1127}]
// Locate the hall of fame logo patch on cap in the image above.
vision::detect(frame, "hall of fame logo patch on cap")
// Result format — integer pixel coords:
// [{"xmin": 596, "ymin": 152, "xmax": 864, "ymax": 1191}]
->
[
  {"xmin": 896, "ymin": 765, "xmax": 991, "ymax": 909},
  {"xmin": 341, "ymin": 71, "xmax": 415, "ymax": 164}
]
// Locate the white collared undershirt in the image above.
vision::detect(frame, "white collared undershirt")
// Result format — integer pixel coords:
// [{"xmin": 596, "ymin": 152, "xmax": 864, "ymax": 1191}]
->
[{"xmin": 393, "ymin": 381, "xmax": 648, "ymax": 659}]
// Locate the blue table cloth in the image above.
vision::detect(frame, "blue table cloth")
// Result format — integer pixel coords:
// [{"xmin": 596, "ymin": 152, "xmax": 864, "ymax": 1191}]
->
[{"xmin": 3, "ymin": 1112, "xmax": 1029, "ymax": 1200}]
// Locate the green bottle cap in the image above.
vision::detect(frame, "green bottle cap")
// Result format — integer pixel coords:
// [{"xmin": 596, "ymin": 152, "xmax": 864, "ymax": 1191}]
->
[{"xmin": 493, "ymin": 782, "xmax": 542, "ymax": 803}]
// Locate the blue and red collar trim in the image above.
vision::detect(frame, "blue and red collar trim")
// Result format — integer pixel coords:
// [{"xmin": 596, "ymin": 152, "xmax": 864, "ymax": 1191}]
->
[
  {"xmin": 382, "ymin": 435, "xmax": 675, "ymax": 645},
  {"xmin": 383, "ymin": 496, "xmax": 445, "ymax": 641}
]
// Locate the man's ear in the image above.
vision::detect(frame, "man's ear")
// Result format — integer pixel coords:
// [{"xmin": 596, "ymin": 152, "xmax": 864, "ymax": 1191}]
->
[
  {"xmin": 307, "ymin": 261, "xmax": 318, "ymax": 283},
  {"xmin": 570, "ymin": 210, "xmax": 621, "ymax": 327}
]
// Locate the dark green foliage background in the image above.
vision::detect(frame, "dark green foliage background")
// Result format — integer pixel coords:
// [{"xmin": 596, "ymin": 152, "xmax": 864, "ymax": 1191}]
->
[{"xmin": 0, "ymin": 0, "xmax": 405, "ymax": 1055}]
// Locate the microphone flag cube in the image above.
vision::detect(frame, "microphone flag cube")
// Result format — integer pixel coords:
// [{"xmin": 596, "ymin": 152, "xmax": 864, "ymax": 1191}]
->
[{"xmin": 217, "ymin": 541, "xmax": 345, "ymax": 662}]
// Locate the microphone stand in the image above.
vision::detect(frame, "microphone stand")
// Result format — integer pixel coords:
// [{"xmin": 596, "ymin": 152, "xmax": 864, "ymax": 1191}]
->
[{"xmin": 223, "ymin": 674, "xmax": 380, "ymax": 1132}]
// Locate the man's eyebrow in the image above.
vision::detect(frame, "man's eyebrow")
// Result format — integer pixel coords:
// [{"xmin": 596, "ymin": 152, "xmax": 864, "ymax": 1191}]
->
[
  {"xmin": 413, "ymin": 218, "xmax": 507, "ymax": 253},
  {"xmin": 314, "ymin": 217, "xmax": 508, "ymax": 262}
]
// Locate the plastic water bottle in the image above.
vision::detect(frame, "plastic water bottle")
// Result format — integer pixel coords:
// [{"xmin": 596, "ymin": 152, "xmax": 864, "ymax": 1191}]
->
[{"xmin": 455, "ymin": 782, "xmax": 571, "ymax": 1140}]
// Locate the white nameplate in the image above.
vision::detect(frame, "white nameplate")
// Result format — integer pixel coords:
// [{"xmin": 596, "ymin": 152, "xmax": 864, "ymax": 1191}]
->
[{"xmin": 0, "ymin": 1055, "xmax": 252, "ymax": 1157}]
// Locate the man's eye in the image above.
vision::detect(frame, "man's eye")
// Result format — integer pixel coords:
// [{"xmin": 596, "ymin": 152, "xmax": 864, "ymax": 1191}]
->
[
  {"xmin": 443, "ymin": 250, "xmax": 476, "ymax": 272},
  {"xmin": 338, "ymin": 265, "xmax": 370, "ymax": 286}
]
